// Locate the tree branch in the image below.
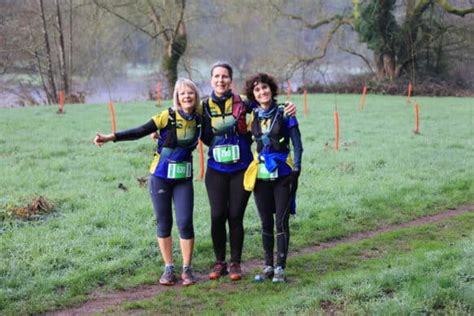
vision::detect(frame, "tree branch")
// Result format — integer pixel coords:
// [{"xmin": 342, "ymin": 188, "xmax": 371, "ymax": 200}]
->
[
  {"xmin": 435, "ymin": 0, "xmax": 474, "ymax": 16},
  {"xmin": 412, "ymin": 0, "xmax": 432, "ymax": 17},
  {"xmin": 172, "ymin": 0, "xmax": 186, "ymax": 39},
  {"xmin": 92, "ymin": 0, "xmax": 155, "ymax": 38},
  {"xmin": 296, "ymin": 17, "xmax": 352, "ymax": 64},
  {"xmin": 336, "ymin": 44, "xmax": 375, "ymax": 74},
  {"xmin": 145, "ymin": 0, "xmax": 169, "ymax": 41},
  {"xmin": 270, "ymin": 0, "xmax": 349, "ymax": 29}
]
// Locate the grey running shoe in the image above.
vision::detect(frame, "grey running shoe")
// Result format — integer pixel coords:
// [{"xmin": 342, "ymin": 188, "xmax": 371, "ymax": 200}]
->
[
  {"xmin": 255, "ymin": 265, "xmax": 274, "ymax": 282},
  {"xmin": 272, "ymin": 266, "xmax": 287, "ymax": 283},
  {"xmin": 181, "ymin": 266, "xmax": 196, "ymax": 286},
  {"xmin": 159, "ymin": 265, "xmax": 177, "ymax": 286}
]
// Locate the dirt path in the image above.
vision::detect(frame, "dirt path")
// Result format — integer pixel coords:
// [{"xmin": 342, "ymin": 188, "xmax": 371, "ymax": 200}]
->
[{"xmin": 51, "ymin": 204, "xmax": 473, "ymax": 316}]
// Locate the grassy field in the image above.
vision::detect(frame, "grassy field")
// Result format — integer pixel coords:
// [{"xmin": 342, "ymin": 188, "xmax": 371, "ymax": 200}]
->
[
  {"xmin": 0, "ymin": 94, "xmax": 473, "ymax": 314},
  {"xmin": 121, "ymin": 213, "xmax": 474, "ymax": 315}
]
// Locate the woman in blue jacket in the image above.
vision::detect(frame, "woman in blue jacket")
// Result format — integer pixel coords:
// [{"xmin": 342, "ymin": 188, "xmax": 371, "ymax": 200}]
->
[
  {"xmin": 94, "ymin": 78, "xmax": 201, "ymax": 286},
  {"xmin": 201, "ymin": 63, "xmax": 297, "ymax": 281},
  {"xmin": 243, "ymin": 73, "xmax": 303, "ymax": 282}
]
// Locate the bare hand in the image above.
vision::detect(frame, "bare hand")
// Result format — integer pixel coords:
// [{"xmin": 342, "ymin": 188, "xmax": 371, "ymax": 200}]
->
[
  {"xmin": 94, "ymin": 133, "xmax": 115, "ymax": 147},
  {"xmin": 150, "ymin": 132, "xmax": 159, "ymax": 141},
  {"xmin": 284, "ymin": 101, "xmax": 297, "ymax": 116}
]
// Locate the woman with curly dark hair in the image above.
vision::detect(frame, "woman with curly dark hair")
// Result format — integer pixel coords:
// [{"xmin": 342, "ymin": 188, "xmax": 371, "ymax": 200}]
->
[
  {"xmin": 243, "ymin": 73, "xmax": 303, "ymax": 282},
  {"xmin": 201, "ymin": 63, "xmax": 297, "ymax": 281}
]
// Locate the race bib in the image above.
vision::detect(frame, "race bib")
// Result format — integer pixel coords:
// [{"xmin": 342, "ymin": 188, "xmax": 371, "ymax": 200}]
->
[
  {"xmin": 167, "ymin": 161, "xmax": 192, "ymax": 179},
  {"xmin": 257, "ymin": 163, "xmax": 278, "ymax": 180},
  {"xmin": 212, "ymin": 145, "xmax": 240, "ymax": 163}
]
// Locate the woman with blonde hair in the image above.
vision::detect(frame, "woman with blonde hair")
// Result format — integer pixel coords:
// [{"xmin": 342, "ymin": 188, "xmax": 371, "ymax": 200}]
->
[{"xmin": 94, "ymin": 78, "xmax": 202, "ymax": 286}]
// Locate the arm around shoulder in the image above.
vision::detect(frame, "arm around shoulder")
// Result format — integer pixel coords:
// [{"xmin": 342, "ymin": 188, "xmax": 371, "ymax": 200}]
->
[
  {"xmin": 289, "ymin": 125, "xmax": 303, "ymax": 170},
  {"xmin": 284, "ymin": 101, "xmax": 297, "ymax": 116}
]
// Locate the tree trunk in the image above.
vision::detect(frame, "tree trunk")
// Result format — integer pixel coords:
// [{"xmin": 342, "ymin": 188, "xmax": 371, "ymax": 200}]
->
[
  {"xmin": 374, "ymin": 53, "xmax": 385, "ymax": 79},
  {"xmin": 162, "ymin": 22, "xmax": 187, "ymax": 97},
  {"xmin": 375, "ymin": 52, "xmax": 403, "ymax": 80},
  {"xmin": 68, "ymin": 0, "xmax": 73, "ymax": 92},
  {"xmin": 383, "ymin": 53, "xmax": 396, "ymax": 80},
  {"xmin": 39, "ymin": 0, "xmax": 57, "ymax": 104},
  {"xmin": 55, "ymin": 0, "xmax": 69, "ymax": 94},
  {"xmin": 92, "ymin": 0, "xmax": 187, "ymax": 97},
  {"xmin": 397, "ymin": 0, "xmax": 433, "ymax": 80},
  {"xmin": 34, "ymin": 49, "xmax": 50, "ymax": 104},
  {"xmin": 27, "ymin": 21, "xmax": 51, "ymax": 104}
]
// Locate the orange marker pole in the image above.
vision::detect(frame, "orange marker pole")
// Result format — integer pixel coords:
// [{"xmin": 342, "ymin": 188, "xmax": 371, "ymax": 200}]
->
[
  {"xmin": 287, "ymin": 80, "xmax": 291, "ymax": 99},
  {"xmin": 108, "ymin": 100, "xmax": 117, "ymax": 133},
  {"xmin": 198, "ymin": 139, "xmax": 205, "ymax": 180},
  {"xmin": 303, "ymin": 89, "xmax": 308, "ymax": 116},
  {"xmin": 359, "ymin": 85, "xmax": 367, "ymax": 111},
  {"xmin": 334, "ymin": 111, "xmax": 340, "ymax": 151},
  {"xmin": 156, "ymin": 81, "xmax": 161, "ymax": 107},
  {"xmin": 414, "ymin": 102, "xmax": 420, "ymax": 134},
  {"xmin": 407, "ymin": 82, "xmax": 412, "ymax": 105},
  {"xmin": 58, "ymin": 90, "xmax": 64, "ymax": 113}
]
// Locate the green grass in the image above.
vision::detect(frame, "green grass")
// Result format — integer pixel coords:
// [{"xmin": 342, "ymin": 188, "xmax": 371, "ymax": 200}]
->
[
  {"xmin": 119, "ymin": 213, "xmax": 474, "ymax": 315},
  {"xmin": 0, "ymin": 94, "xmax": 473, "ymax": 314}
]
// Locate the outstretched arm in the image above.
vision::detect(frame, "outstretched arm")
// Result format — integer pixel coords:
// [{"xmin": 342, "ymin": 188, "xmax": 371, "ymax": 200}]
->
[
  {"xmin": 94, "ymin": 133, "xmax": 115, "ymax": 147},
  {"xmin": 244, "ymin": 99, "xmax": 297, "ymax": 116},
  {"xmin": 94, "ymin": 119, "xmax": 157, "ymax": 146}
]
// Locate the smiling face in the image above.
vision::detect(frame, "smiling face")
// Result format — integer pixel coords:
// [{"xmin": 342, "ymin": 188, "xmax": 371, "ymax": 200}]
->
[
  {"xmin": 252, "ymin": 82, "xmax": 273, "ymax": 108},
  {"xmin": 211, "ymin": 66, "xmax": 232, "ymax": 97},
  {"xmin": 177, "ymin": 85, "xmax": 196, "ymax": 113},
  {"xmin": 244, "ymin": 73, "xmax": 278, "ymax": 107}
]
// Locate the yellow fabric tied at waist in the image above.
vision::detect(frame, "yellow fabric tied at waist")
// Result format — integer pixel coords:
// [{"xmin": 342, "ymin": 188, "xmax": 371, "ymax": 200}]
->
[
  {"xmin": 243, "ymin": 158, "xmax": 259, "ymax": 192},
  {"xmin": 243, "ymin": 153, "xmax": 294, "ymax": 192}
]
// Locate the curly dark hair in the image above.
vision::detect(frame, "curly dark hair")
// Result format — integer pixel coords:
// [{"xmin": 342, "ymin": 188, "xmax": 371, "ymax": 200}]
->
[{"xmin": 244, "ymin": 73, "xmax": 278, "ymax": 102}]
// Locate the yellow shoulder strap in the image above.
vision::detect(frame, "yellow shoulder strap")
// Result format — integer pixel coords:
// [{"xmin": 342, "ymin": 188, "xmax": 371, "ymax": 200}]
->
[
  {"xmin": 152, "ymin": 109, "xmax": 170, "ymax": 130},
  {"xmin": 208, "ymin": 97, "xmax": 233, "ymax": 116}
]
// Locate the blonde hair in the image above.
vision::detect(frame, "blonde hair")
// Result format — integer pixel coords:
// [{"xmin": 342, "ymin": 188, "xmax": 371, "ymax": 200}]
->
[{"xmin": 172, "ymin": 78, "xmax": 201, "ymax": 113}]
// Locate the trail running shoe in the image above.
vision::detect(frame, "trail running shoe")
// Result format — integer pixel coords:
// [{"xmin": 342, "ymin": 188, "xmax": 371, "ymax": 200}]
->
[
  {"xmin": 229, "ymin": 262, "xmax": 242, "ymax": 281},
  {"xmin": 208, "ymin": 262, "xmax": 228, "ymax": 280},
  {"xmin": 159, "ymin": 265, "xmax": 177, "ymax": 286},
  {"xmin": 255, "ymin": 265, "xmax": 274, "ymax": 282},
  {"xmin": 272, "ymin": 266, "xmax": 287, "ymax": 283},
  {"xmin": 181, "ymin": 266, "xmax": 196, "ymax": 286}
]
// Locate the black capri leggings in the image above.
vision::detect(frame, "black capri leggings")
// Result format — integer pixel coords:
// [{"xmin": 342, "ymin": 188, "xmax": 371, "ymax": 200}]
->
[
  {"xmin": 205, "ymin": 167, "xmax": 251, "ymax": 263},
  {"xmin": 148, "ymin": 174, "xmax": 194, "ymax": 239},
  {"xmin": 254, "ymin": 175, "xmax": 292, "ymax": 268}
]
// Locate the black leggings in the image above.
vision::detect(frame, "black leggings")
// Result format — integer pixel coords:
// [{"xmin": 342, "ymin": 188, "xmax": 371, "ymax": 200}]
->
[
  {"xmin": 254, "ymin": 176, "xmax": 292, "ymax": 268},
  {"xmin": 149, "ymin": 175, "xmax": 194, "ymax": 239},
  {"xmin": 205, "ymin": 167, "xmax": 251, "ymax": 263}
]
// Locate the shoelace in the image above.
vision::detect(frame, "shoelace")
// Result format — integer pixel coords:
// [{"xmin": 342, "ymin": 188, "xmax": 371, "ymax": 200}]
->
[
  {"xmin": 274, "ymin": 267, "xmax": 284, "ymax": 274},
  {"xmin": 263, "ymin": 266, "xmax": 274, "ymax": 274}
]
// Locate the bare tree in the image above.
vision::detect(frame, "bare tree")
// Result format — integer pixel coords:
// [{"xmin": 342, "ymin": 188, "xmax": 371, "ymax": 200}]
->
[
  {"xmin": 0, "ymin": 0, "xmax": 119, "ymax": 105},
  {"xmin": 38, "ymin": 0, "xmax": 58, "ymax": 103},
  {"xmin": 270, "ymin": 0, "xmax": 474, "ymax": 80},
  {"xmin": 93, "ymin": 0, "xmax": 187, "ymax": 96},
  {"xmin": 55, "ymin": 0, "xmax": 69, "ymax": 94}
]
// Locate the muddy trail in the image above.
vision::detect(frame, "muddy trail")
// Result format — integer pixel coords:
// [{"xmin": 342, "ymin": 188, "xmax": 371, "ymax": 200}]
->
[{"xmin": 51, "ymin": 204, "xmax": 474, "ymax": 316}]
